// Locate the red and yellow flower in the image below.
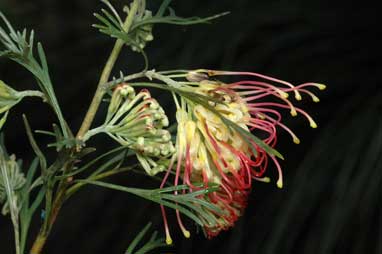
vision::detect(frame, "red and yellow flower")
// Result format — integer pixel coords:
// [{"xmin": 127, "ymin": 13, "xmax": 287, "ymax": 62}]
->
[{"xmin": 159, "ymin": 69, "xmax": 325, "ymax": 242}]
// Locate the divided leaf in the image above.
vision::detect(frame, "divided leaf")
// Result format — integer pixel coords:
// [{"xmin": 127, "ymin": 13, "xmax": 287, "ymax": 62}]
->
[
  {"xmin": 93, "ymin": 0, "xmax": 229, "ymax": 70},
  {"xmin": 0, "ymin": 12, "xmax": 69, "ymax": 138},
  {"xmin": 125, "ymin": 222, "xmax": 168, "ymax": 254},
  {"xmin": 79, "ymin": 180, "xmax": 224, "ymax": 228}
]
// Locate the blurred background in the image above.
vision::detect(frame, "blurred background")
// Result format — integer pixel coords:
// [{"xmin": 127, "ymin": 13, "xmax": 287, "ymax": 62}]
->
[{"xmin": 0, "ymin": 0, "xmax": 381, "ymax": 253}]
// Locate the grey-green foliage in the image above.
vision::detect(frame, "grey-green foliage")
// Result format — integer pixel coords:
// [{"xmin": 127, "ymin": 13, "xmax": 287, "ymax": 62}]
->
[
  {"xmin": 81, "ymin": 180, "xmax": 225, "ymax": 229},
  {"xmin": 0, "ymin": 142, "xmax": 45, "ymax": 254},
  {"xmin": 93, "ymin": 0, "xmax": 229, "ymax": 68},
  {"xmin": 125, "ymin": 222, "xmax": 168, "ymax": 254},
  {"xmin": 0, "ymin": 12, "xmax": 69, "ymax": 138},
  {"xmin": 93, "ymin": 0, "xmax": 153, "ymax": 55}
]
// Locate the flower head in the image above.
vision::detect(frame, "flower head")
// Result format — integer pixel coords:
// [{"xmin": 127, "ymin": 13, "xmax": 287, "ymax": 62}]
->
[{"xmin": 159, "ymin": 69, "xmax": 325, "ymax": 240}]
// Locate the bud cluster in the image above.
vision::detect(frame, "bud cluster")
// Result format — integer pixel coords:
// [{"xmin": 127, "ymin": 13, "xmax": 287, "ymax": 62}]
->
[
  {"xmin": 87, "ymin": 84, "xmax": 175, "ymax": 176},
  {"xmin": 129, "ymin": 10, "xmax": 154, "ymax": 52}
]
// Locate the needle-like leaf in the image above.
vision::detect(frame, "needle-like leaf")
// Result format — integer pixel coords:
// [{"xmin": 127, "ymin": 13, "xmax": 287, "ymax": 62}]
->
[
  {"xmin": 125, "ymin": 222, "xmax": 168, "ymax": 254},
  {"xmin": 78, "ymin": 179, "xmax": 224, "ymax": 228},
  {"xmin": 0, "ymin": 12, "xmax": 69, "ymax": 138}
]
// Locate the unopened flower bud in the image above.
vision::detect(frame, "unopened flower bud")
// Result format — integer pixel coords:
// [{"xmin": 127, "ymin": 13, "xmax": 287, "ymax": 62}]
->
[
  {"xmin": 137, "ymin": 136, "xmax": 145, "ymax": 147},
  {"xmin": 161, "ymin": 116, "xmax": 169, "ymax": 127},
  {"xmin": 155, "ymin": 147, "xmax": 162, "ymax": 156},
  {"xmin": 161, "ymin": 132, "xmax": 171, "ymax": 142},
  {"xmin": 140, "ymin": 89, "xmax": 151, "ymax": 99},
  {"xmin": 154, "ymin": 113, "xmax": 162, "ymax": 120},
  {"xmin": 145, "ymin": 34, "xmax": 154, "ymax": 41},
  {"xmin": 149, "ymin": 100, "xmax": 159, "ymax": 109},
  {"xmin": 186, "ymin": 71, "xmax": 209, "ymax": 82},
  {"xmin": 144, "ymin": 146, "xmax": 154, "ymax": 154},
  {"xmin": 144, "ymin": 117, "xmax": 153, "ymax": 126},
  {"xmin": 119, "ymin": 85, "xmax": 135, "ymax": 98}
]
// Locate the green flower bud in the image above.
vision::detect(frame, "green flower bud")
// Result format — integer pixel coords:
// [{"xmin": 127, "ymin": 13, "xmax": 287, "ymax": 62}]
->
[
  {"xmin": 161, "ymin": 116, "xmax": 169, "ymax": 127},
  {"xmin": 143, "ymin": 146, "xmax": 154, "ymax": 155},
  {"xmin": 120, "ymin": 85, "xmax": 135, "ymax": 98},
  {"xmin": 137, "ymin": 136, "xmax": 145, "ymax": 147},
  {"xmin": 125, "ymin": 10, "xmax": 154, "ymax": 52}
]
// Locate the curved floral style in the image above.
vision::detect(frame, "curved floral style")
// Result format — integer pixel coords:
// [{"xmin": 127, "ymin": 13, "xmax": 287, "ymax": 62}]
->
[{"xmin": 159, "ymin": 69, "xmax": 325, "ymax": 241}]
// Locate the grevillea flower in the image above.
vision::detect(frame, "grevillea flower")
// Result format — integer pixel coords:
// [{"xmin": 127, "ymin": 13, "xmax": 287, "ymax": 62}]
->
[
  {"xmin": 159, "ymin": 69, "xmax": 325, "ymax": 242},
  {"xmin": 84, "ymin": 84, "xmax": 175, "ymax": 175}
]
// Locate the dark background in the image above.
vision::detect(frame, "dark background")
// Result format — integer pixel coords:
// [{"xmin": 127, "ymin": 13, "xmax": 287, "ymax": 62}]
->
[{"xmin": 0, "ymin": 0, "xmax": 381, "ymax": 253}]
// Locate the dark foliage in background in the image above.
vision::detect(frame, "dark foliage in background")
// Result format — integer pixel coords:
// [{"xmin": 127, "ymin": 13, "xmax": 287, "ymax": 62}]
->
[{"xmin": 0, "ymin": 0, "xmax": 380, "ymax": 253}]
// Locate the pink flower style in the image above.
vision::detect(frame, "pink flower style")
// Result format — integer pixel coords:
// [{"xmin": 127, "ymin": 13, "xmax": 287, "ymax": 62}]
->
[{"xmin": 159, "ymin": 69, "xmax": 325, "ymax": 243}]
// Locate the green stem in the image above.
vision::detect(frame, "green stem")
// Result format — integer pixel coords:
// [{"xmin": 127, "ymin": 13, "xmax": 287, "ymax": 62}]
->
[
  {"xmin": 0, "ymin": 159, "xmax": 21, "ymax": 254},
  {"xmin": 102, "ymin": 72, "xmax": 146, "ymax": 90},
  {"xmin": 76, "ymin": 0, "xmax": 140, "ymax": 140},
  {"xmin": 11, "ymin": 213, "xmax": 21, "ymax": 254},
  {"xmin": 29, "ymin": 161, "xmax": 72, "ymax": 254},
  {"xmin": 81, "ymin": 125, "xmax": 105, "ymax": 142},
  {"xmin": 41, "ymin": 182, "xmax": 53, "ymax": 233},
  {"xmin": 29, "ymin": 233, "xmax": 47, "ymax": 254},
  {"xmin": 17, "ymin": 90, "xmax": 45, "ymax": 99},
  {"xmin": 29, "ymin": 3, "xmax": 141, "ymax": 253}
]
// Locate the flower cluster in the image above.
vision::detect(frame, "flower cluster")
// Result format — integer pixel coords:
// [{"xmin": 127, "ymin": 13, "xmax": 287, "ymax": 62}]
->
[
  {"xmin": 85, "ymin": 84, "xmax": 174, "ymax": 176},
  {"xmin": 160, "ymin": 69, "xmax": 325, "ymax": 241}
]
